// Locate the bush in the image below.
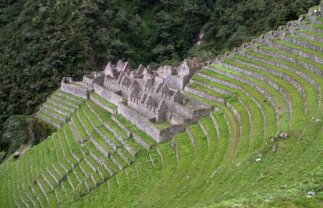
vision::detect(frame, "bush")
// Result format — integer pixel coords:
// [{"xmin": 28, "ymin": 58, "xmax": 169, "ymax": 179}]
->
[{"xmin": 0, "ymin": 115, "xmax": 32, "ymax": 155}]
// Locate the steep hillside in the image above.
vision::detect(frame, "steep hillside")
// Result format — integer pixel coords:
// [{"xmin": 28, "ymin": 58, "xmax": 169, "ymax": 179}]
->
[
  {"xmin": 0, "ymin": 0, "xmax": 320, "ymax": 156},
  {"xmin": 0, "ymin": 3, "xmax": 323, "ymax": 208}
]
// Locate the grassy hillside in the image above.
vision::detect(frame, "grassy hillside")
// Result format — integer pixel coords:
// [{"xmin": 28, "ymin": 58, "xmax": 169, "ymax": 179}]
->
[
  {"xmin": 0, "ymin": 0, "xmax": 320, "ymax": 156},
  {"xmin": 0, "ymin": 8, "xmax": 323, "ymax": 207}
]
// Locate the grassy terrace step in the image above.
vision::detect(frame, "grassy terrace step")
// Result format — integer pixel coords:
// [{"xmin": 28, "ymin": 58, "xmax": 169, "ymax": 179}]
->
[
  {"xmin": 90, "ymin": 93, "xmax": 117, "ymax": 114},
  {"xmin": 40, "ymin": 106, "xmax": 67, "ymax": 121},
  {"xmin": 234, "ymin": 53, "xmax": 313, "ymax": 113},
  {"xmin": 76, "ymin": 106, "xmax": 131, "ymax": 170},
  {"xmin": 188, "ymin": 79, "xmax": 254, "ymax": 160},
  {"xmin": 51, "ymin": 93, "xmax": 82, "ymax": 108},
  {"xmin": 211, "ymin": 64, "xmax": 291, "ymax": 131},
  {"xmin": 193, "ymin": 74, "xmax": 267, "ymax": 152},
  {"xmin": 51, "ymin": 95, "xmax": 79, "ymax": 109},
  {"xmin": 84, "ymin": 144, "xmax": 119, "ymax": 175},
  {"xmin": 254, "ymin": 47, "xmax": 323, "ymax": 109},
  {"xmin": 83, "ymin": 104, "xmax": 122, "ymax": 148},
  {"xmin": 56, "ymin": 90, "xmax": 85, "ymax": 104},
  {"xmin": 245, "ymin": 50, "xmax": 321, "ymax": 109},
  {"xmin": 71, "ymin": 110, "xmax": 231, "ymax": 207},
  {"xmin": 257, "ymin": 45, "xmax": 323, "ymax": 75},
  {"xmin": 308, "ymin": 23, "xmax": 323, "ymax": 31},
  {"xmin": 183, "ymin": 89, "xmax": 241, "ymax": 164},
  {"xmin": 81, "ymin": 105, "xmax": 134, "ymax": 164},
  {"xmin": 55, "ymin": 89, "xmax": 85, "ymax": 104},
  {"xmin": 273, "ymin": 39, "xmax": 323, "ymax": 60},
  {"xmin": 87, "ymin": 101, "xmax": 128, "ymax": 139},
  {"xmin": 43, "ymin": 102, "xmax": 72, "ymax": 116},
  {"xmin": 36, "ymin": 112, "xmax": 63, "ymax": 128},
  {"xmin": 287, "ymin": 34, "xmax": 323, "ymax": 51},
  {"xmin": 196, "ymin": 69, "xmax": 277, "ymax": 136},
  {"xmin": 47, "ymin": 97, "xmax": 76, "ymax": 112},
  {"xmin": 297, "ymin": 29, "xmax": 323, "ymax": 39},
  {"xmin": 112, "ymin": 114, "xmax": 156, "ymax": 148},
  {"xmin": 223, "ymin": 58, "xmax": 305, "ymax": 129}
]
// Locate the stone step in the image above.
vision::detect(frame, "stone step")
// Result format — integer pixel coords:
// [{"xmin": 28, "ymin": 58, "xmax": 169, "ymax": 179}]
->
[
  {"xmin": 85, "ymin": 147, "xmax": 114, "ymax": 177},
  {"xmin": 86, "ymin": 102, "xmax": 141, "ymax": 157},
  {"xmin": 131, "ymin": 133, "xmax": 151, "ymax": 151},
  {"xmin": 51, "ymin": 95, "xmax": 79, "ymax": 109},
  {"xmin": 244, "ymin": 50, "xmax": 321, "ymax": 107},
  {"xmin": 186, "ymin": 129, "xmax": 197, "ymax": 159},
  {"xmin": 111, "ymin": 114, "xmax": 153, "ymax": 151},
  {"xmin": 47, "ymin": 98, "xmax": 75, "ymax": 113},
  {"xmin": 285, "ymin": 35, "xmax": 323, "ymax": 52},
  {"xmin": 255, "ymin": 47, "xmax": 323, "ymax": 76},
  {"xmin": 110, "ymin": 154, "xmax": 125, "ymax": 170},
  {"xmin": 199, "ymin": 121, "xmax": 210, "ymax": 147},
  {"xmin": 62, "ymin": 127, "xmax": 81, "ymax": 162},
  {"xmin": 70, "ymin": 118, "xmax": 85, "ymax": 144},
  {"xmin": 46, "ymin": 168, "xmax": 59, "ymax": 185},
  {"xmin": 76, "ymin": 111, "xmax": 91, "ymax": 138},
  {"xmin": 81, "ymin": 107, "xmax": 119, "ymax": 151},
  {"xmin": 36, "ymin": 113, "xmax": 62, "ymax": 128},
  {"xmin": 111, "ymin": 116, "xmax": 131, "ymax": 138},
  {"xmin": 40, "ymin": 107, "xmax": 68, "ymax": 123},
  {"xmin": 90, "ymin": 93, "xmax": 117, "ymax": 114},
  {"xmin": 233, "ymin": 56, "xmax": 307, "ymax": 112},
  {"xmin": 56, "ymin": 91, "xmax": 84, "ymax": 104},
  {"xmin": 84, "ymin": 158, "xmax": 97, "ymax": 172},
  {"xmin": 79, "ymin": 163, "xmax": 90, "ymax": 178},
  {"xmin": 309, "ymin": 17, "xmax": 323, "ymax": 25},
  {"xmin": 190, "ymin": 79, "xmax": 232, "ymax": 96},
  {"xmin": 21, "ymin": 184, "xmax": 36, "ymax": 208},
  {"xmin": 185, "ymin": 85, "xmax": 225, "ymax": 104},
  {"xmin": 29, "ymin": 186, "xmax": 45, "ymax": 208},
  {"xmin": 226, "ymin": 102, "xmax": 242, "ymax": 137},
  {"xmin": 270, "ymin": 40, "xmax": 323, "ymax": 65},
  {"xmin": 72, "ymin": 168, "xmax": 83, "ymax": 185},
  {"xmin": 89, "ymin": 134, "xmax": 111, "ymax": 158},
  {"xmin": 36, "ymin": 180, "xmax": 49, "ymax": 204},
  {"xmin": 206, "ymin": 65, "xmax": 282, "ymax": 127},
  {"xmin": 43, "ymin": 102, "xmax": 70, "ymax": 117},
  {"xmin": 221, "ymin": 62, "xmax": 293, "ymax": 123},
  {"xmin": 66, "ymin": 176, "xmax": 75, "ymax": 190},
  {"xmin": 16, "ymin": 184, "xmax": 30, "ymax": 208},
  {"xmin": 291, "ymin": 29, "xmax": 323, "ymax": 43},
  {"xmin": 196, "ymin": 71, "xmax": 271, "ymax": 134},
  {"xmin": 41, "ymin": 173, "xmax": 54, "ymax": 191}
]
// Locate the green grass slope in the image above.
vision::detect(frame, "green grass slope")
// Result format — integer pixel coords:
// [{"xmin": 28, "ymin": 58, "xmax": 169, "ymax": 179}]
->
[{"xmin": 1, "ymin": 12, "xmax": 323, "ymax": 208}]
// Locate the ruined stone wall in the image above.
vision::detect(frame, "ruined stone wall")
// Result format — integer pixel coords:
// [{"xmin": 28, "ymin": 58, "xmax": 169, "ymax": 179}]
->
[
  {"xmin": 164, "ymin": 76, "xmax": 184, "ymax": 89},
  {"xmin": 117, "ymin": 102, "xmax": 163, "ymax": 142},
  {"xmin": 93, "ymin": 84, "xmax": 123, "ymax": 105},
  {"xmin": 61, "ymin": 82, "xmax": 91, "ymax": 99},
  {"xmin": 210, "ymin": 17, "xmax": 308, "ymax": 64},
  {"xmin": 127, "ymin": 97, "xmax": 158, "ymax": 119}
]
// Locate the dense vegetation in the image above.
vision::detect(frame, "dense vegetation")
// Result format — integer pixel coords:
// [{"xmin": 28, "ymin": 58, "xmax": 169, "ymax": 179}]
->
[{"xmin": 0, "ymin": 0, "xmax": 320, "ymax": 155}]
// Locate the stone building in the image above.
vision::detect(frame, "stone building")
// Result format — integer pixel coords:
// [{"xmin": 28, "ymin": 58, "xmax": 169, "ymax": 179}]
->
[{"xmin": 60, "ymin": 59, "xmax": 211, "ymax": 142}]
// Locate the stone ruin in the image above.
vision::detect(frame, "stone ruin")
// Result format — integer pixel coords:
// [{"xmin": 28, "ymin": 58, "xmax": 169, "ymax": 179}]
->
[{"xmin": 60, "ymin": 59, "xmax": 212, "ymax": 143}]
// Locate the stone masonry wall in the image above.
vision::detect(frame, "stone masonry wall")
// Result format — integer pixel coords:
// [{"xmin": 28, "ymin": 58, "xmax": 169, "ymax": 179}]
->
[
  {"xmin": 61, "ymin": 82, "xmax": 91, "ymax": 99},
  {"xmin": 93, "ymin": 83, "xmax": 123, "ymax": 105}
]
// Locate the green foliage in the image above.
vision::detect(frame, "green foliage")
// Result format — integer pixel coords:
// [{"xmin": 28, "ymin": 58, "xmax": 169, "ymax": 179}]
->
[
  {"xmin": 0, "ymin": 151, "xmax": 5, "ymax": 163},
  {"xmin": 0, "ymin": 115, "xmax": 32, "ymax": 155},
  {"xmin": 203, "ymin": 0, "xmax": 320, "ymax": 52},
  {"xmin": 30, "ymin": 117, "xmax": 55, "ymax": 144}
]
